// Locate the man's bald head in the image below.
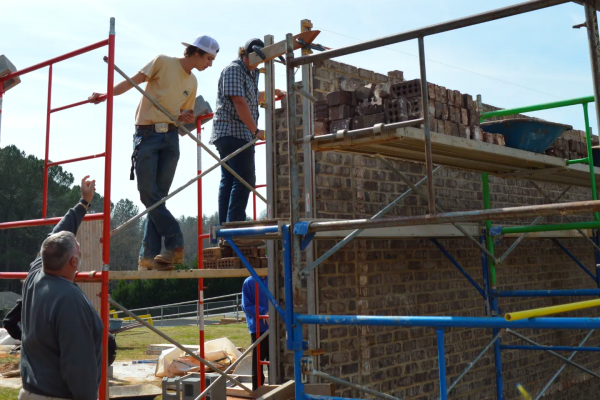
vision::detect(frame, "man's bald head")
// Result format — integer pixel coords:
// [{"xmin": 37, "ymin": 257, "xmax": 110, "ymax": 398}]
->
[{"xmin": 41, "ymin": 231, "xmax": 79, "ymax": 272}]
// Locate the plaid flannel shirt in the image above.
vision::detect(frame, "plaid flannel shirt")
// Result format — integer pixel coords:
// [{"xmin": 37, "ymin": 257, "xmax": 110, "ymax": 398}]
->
[{"xmin": 210, "ymin": 59, "xmax": 260, "ymax": 144}]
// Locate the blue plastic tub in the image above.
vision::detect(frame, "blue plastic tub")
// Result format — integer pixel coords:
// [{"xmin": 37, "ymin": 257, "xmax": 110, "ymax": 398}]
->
[
  {"xmin": 481, "ymin": 118, "xmax": 573, "ymax": 153},
  {"xmin": 109, "ymin": 318, "xmax": 123, "ymax": 331}
]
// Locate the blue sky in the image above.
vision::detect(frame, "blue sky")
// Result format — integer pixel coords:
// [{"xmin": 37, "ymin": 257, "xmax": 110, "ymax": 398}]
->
[{"xmin": 0, "ymin": 0, "xmax": 597, "ymax": 222}]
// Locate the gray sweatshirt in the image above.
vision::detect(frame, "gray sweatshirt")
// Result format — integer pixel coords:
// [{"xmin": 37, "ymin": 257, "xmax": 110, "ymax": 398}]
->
[{"xmin": 20, "ymin": 205, "xmax": 104, "ymax": 400}]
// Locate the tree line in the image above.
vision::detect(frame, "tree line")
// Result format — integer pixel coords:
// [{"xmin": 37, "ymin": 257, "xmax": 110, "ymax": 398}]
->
[{"xmin": 0, "ymin": 145, "xmax": 244, "ymax": 308}]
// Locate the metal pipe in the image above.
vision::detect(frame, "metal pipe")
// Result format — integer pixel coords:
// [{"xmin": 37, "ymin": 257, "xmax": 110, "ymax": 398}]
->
[
  {"xmin": 111, "ymin": 138, "xmax": 257, "ymax": 236},
  {"xmin": 303, "ymin": 200, "xmax": 600, "ymax": 233},
  {"xmin": 497, "ymin": 289, "xmax": 600, "ymax": 297},
  {"xmin": 0, "ymin": 39, "xmax": 109, "ymax": 83},
  {"xmin": 497, "ymin": 221, "xmax": 600, "ymax": 235},
  {"xmin": 506, "ymin": 329, "xmax": 600, "ymax": 379},
  {"xmin": 496, "ymin": 185, "xmax": 571, "ymax": 264},
  {"xmin": 551, "ymin": 238, "xmax": 597, "ymax": 281},
  {"xmin": 283, "ymin": 226, "xmax": 295, "ymax": 351},
  {"xmin": 430, "ymin": 239, "xmax": 485, "ymax": 298},
  {"xmin": 505, "ymin": 298, "xmax": 600, "ymax": 321},
  {"xmin": 501, "ymin": 344, "xmax": 600, "ymax": 352},
  {"xmin": 309, "ymin": 370, "xmax": 400, "ymax": 400},
  {"xmin": 439, "ymin": 331, "xmax": 501, "ymax": 399},
  {"xmin": 50, "ymin": 98, "xmax": 100, "ymax": 114},
  {"xmin": 47, "ymin": 153, "xmax": 106, "ymax": 167},
  {"xmin": 216, "ymin": 226, "xmax": 280, "ymax": 239},
  {"xmin": 583, "ymin": 102, "xmax": 600, "ymax": 221},
  {"xmin": 528, "ymin": 180, "xmax": 600, "ymax": 252},
  {"xmin": 304, "ymin": 118, "xmax": 424, "ymax": 143},
  {"xmin": 295, "ymin": 314, "xmax": 600, "ymax": 330},
  {"xmin": 377, "ymin": 155, "xmax": 499, "ymax": 264},
  {"xmin": 437, "ymin": 329, "xmax": 448, "ymax": 400},
  {"xmin": 194, "ymin": 330, "xmax": 270, "ymax": 400},
  {"xmin": 108, "ymin": 298, "xmax": 253, "ymax": 393},
  {"xmin": 583, "ymin": 1, "xmax": 600, "ymax": 207},
  {"xmin": 480, "ymin": 95, "xmax": 595, "ymax": 120},
  {"xmin": 196, "ymin": 119, "xmax": 206, "ymax": 392},
  {"xmin": 100, "ymin": 20, "xmax": 116, "ymax": 400},
  {"xmin": 42, "ymin": 65, "xmax": 52, "ymax": 219},
  {"xmin": 302, "ymin": 165, "xmax": 444, "ymax": 276},
  {"xmin": 288, "ymin": 0, "xmax": 569, "ymax": 67},
  {"xmin": 0, "ymin": 271, "xmax": 104, "ymax": 282},
  {"xmin": 106, "ymin": 59, "xmax": 266, "ymax": 203},
  {"xmin": 534, "ymin": 330, "xmax": 595, "ymax": 400},
  {"xmin": 418, "ymin": 37, "xmax": 436, "ymax": 216}
]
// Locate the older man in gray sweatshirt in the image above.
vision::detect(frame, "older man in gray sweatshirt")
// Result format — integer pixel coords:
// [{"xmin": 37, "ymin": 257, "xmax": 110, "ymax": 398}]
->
[{"xmin": 19, "ymin": 175, "xmax": 103, "ymax": 400}]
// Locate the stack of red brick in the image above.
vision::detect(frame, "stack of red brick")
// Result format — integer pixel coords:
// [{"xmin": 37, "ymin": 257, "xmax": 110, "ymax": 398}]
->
[
  {"xmin": 202, "ymin": 246, "xmax": 267, "ymax": 270},
  {"xmin": 315, "ymin": 79, "xmax": 505, "ymax": 146},
  {"xmin": 544, "ymin": 130, "xmax": 589, "ymax": 160}
]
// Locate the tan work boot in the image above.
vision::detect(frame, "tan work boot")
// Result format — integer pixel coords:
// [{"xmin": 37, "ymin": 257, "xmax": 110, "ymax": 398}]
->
[
  {"xmin": 138, "ymin": 258, "xmax": 175, "ymax": 271},
  {"xmin": 154, "ymin": 247, "xmax": 184, "ymax": 264}
]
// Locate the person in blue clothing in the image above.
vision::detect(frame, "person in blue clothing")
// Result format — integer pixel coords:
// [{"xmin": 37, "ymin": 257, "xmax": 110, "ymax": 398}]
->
[{"xmin": 241, "ymin": 275, "xmax": 269, "ymax": 390}]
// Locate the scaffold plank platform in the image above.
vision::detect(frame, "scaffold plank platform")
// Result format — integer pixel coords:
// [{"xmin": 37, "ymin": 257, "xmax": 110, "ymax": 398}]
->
[
  {"xmin": 108, "ymin": 268, "xmax": 268, "ymax": 280},
  {"xmin": 311, "ymin": 127, "xmax": 600, "ymax": 188}
]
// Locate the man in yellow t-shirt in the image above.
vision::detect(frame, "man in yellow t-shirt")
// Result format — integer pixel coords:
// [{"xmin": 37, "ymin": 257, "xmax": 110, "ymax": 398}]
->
[{"xmin": 90, "ymin": 35, "xmax": 219, "ymax": 271}]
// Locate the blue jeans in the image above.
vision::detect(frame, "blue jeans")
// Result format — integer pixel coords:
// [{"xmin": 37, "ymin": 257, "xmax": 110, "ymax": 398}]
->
[
  {"xmin": 134, "ymin": 128, "xmax": 184, "ymax": 259},
  {"xmin": 215, "ymin": 136, "xmax": 256, "ymax": 225}
]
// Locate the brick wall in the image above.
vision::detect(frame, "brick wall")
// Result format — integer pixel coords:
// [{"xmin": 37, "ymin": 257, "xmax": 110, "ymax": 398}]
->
[{"xmin": 273, "ymin": 60, "xmax": 600, "ymax": 399}]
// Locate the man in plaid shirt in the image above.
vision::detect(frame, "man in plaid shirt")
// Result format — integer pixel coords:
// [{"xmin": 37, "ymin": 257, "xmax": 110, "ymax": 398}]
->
[{"xmin": 210, "ymin": 38, "xmax": 285, "ymax": 227}]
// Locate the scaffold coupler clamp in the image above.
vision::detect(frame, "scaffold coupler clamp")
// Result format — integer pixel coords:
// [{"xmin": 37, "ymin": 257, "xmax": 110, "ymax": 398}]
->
[
  {"xmin": 300, "ymin": 357, "xmax": 314, "ymax": 383},
  {"xmin": 297, "ymin": 38, "xmax": 327, "ymax": 52}
]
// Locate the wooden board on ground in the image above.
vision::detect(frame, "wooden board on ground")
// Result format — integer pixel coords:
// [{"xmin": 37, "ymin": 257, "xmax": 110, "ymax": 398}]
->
[
  {"xmin": 249, "ymin": 31, "xmax": 321, "ymax": 67},
  {"xmin": 109, "ymin": 268, "xmax": 268, "ymax": 280},
  {"xmin": 311, "ymin": 126, "xmax": 600, "ymax": 188}
]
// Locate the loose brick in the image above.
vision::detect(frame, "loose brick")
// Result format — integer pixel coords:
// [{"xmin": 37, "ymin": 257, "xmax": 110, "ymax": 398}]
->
[
  {"xmin": 458, "ymin": 124, "xmax": 471, "ymax": 139},
  {"xmin": 391, "ymin": 79, "xmax": 422, "ymax": 99},
  {"xmin": 373, "ymin": 83, "xmax": 395, "ymax": 100},
  {"xmin": 483, "ymin": 132, "xmax": 494, "ymax": 143},
  {"xmin": 327, "ymin": 90, "xmax": 356, "ymax": 107},
  {"xmin": 355, "ymin": 86, "xmax": 374, "ymax": 101},
  {"xmin": 315, "ymin": 100, "xmax": 329, "ymax": 119},
  {"xmin": 435, "ymin": 119, "xmax": 445, "ymax": 134},
  {"xmin": 493, "ymin": 133, "xmax": 506, "ymax": 146},
  {"xmin": 428, "ymin": 82, "xmax": 436, "ymax": 101},
  {"xmin": 435, "ymin": 85, "xmax": 445, "ymax": 103},
  {"xmin": 449, "ymin": 122, "xmax": 459, "ymax": 137},
  {"xmin": 354, "ymin": 113, "xmax": 385, "ymax": 129},
  {"xmin": 468, "ymin": 109, "xmax": 481, "ymax": 126},
  {"xmin": 462, "ymin": 93, "xmax": 475, "ymax": 110},
  {"xmin": 444, "ymin": 120, "xmax": 454, "ymax": 136},
  {"xmin": 330, "ymin": 118, "xmax": 353, "ymax": 133},
  {"xmin": 357, "ymin": 103, "xmax": 384, "ymax": 116},
  {"xmin": 447, "ymin": 89, "xmax": 455, "ymax": 106},
  {"xmin": 460, "ymin": 108, "xmax": 469, "ymax": 125},
  {"xmin": 434, "ymin": 102, "xmax": 443, "ymax": 119},
  {"xmin": 471, "ymin": 126, "xmax": 483, "ymax": 141},
  {"xmin": 387, "ymin": 70, "xmax": 404, "ymax": 83},
  {"xmin": 384, "ymin": 98, "xmax": 409, "ymax": 123},
  {"xmin": 453, "ymin": 90, "xmax": 462, "ymax": 108},
  {"xmin": 329, "ymin": 105, "xmax": 353, "ymax": 120},
  {"xmin": 315, "ymin": 119, "xmax": 330, "ymax": 136},
  {"xmin": 203, "ymin": 247, "xmax": 232, "ymax": 260},
  {"xmin": 217, "ymin": 257, "xmax": 242, "ymax": 269},
  {"xmin": 442, "ymin": 104, "xmax": 449, "ymax": 120}
]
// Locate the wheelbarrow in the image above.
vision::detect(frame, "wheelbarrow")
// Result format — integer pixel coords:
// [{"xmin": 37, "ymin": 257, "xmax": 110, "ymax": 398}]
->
[{"xmin": 481, "ymin": 118, "xmax": 573, "ymax": 153}]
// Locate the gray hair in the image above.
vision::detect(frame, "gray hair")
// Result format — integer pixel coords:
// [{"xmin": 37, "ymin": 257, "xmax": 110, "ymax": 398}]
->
[{"xmin": 41, "ymin": 231, "xmax": 78, "ymax": 271}]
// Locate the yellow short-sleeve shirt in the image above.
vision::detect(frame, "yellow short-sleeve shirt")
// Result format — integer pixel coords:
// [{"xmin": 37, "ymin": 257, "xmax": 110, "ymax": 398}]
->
[{"xmin": 135, "ymin": 55, "xmax": 197, "ymax": 125}]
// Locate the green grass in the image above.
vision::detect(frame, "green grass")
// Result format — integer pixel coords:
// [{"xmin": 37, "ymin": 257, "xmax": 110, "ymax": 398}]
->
[
  {"xmin": 115, "ymin": 322, "xmax": 250, "ymax": 361},
  {"xmin": 0, "ymin": 388, "xmax": 19, "ymax": 399}
]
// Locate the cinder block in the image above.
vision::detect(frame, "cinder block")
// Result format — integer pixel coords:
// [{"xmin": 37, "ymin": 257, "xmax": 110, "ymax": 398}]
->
[
  {"xmin": 435, "ymin": 119, "xmax": 445, "ymax": 134},
  {"xmin": 330, "ymin": 118, "xmax": 353, "ymax": 133},
  {"xmin": 0, "ymin": 55, "xmax": 21, "ymax": 92},
  {"xmin": 384, "ymin": 98, "xmax": 409, "ymax": 123},
  {"xmin": 329, "ymin": 105, "xmax": 353, "ymax": 120},
  {"xmin": 408, "ymin": 98, "xmax": 422, "ymax": 119},
  {"xmin": 391, "ymin": 79, "xmax": 422, "ymax": 99},
  {"xmin": 448, "ymin": 106, "xmax": 458, "ymax": 123},
  {"xmin": 435, "ymin": 85, "xmax": 446, "ymax": 103},
  {"xmin": 327, "ymin": 90, "xmax": 357, "ymax": 107},
  {"xmin": 387, "ymin": 70, "xmax": 404, "ymax": 83},
  {"xmin": 217, "ymin": 258, "xmax": 242, "ymax": 269},
  {"xmin": 444, "ymin": 120, "xmax": 454, "ymax": 136},
  {"xmin": 373, "ymin": 83, "xmax": 394, "ymax": 100},
  {"xmin": 441, "ymin": 104, "xmax": 449, "ymax": 121},
  {"xmin": 449, "ymin": 122, "xmax": 459, "ymax": 137}
]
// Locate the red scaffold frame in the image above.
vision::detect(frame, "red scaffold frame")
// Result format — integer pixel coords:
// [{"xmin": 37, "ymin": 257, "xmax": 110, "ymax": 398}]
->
[{"xmin": 0, "ymin": 19, "xmax": 115, "ymax": 400}]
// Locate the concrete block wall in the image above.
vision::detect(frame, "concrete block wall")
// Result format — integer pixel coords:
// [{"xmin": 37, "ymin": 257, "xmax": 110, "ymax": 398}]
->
[{"xmin": 273, "ymin": 59, "xmax": 600, "ymax": 399}]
